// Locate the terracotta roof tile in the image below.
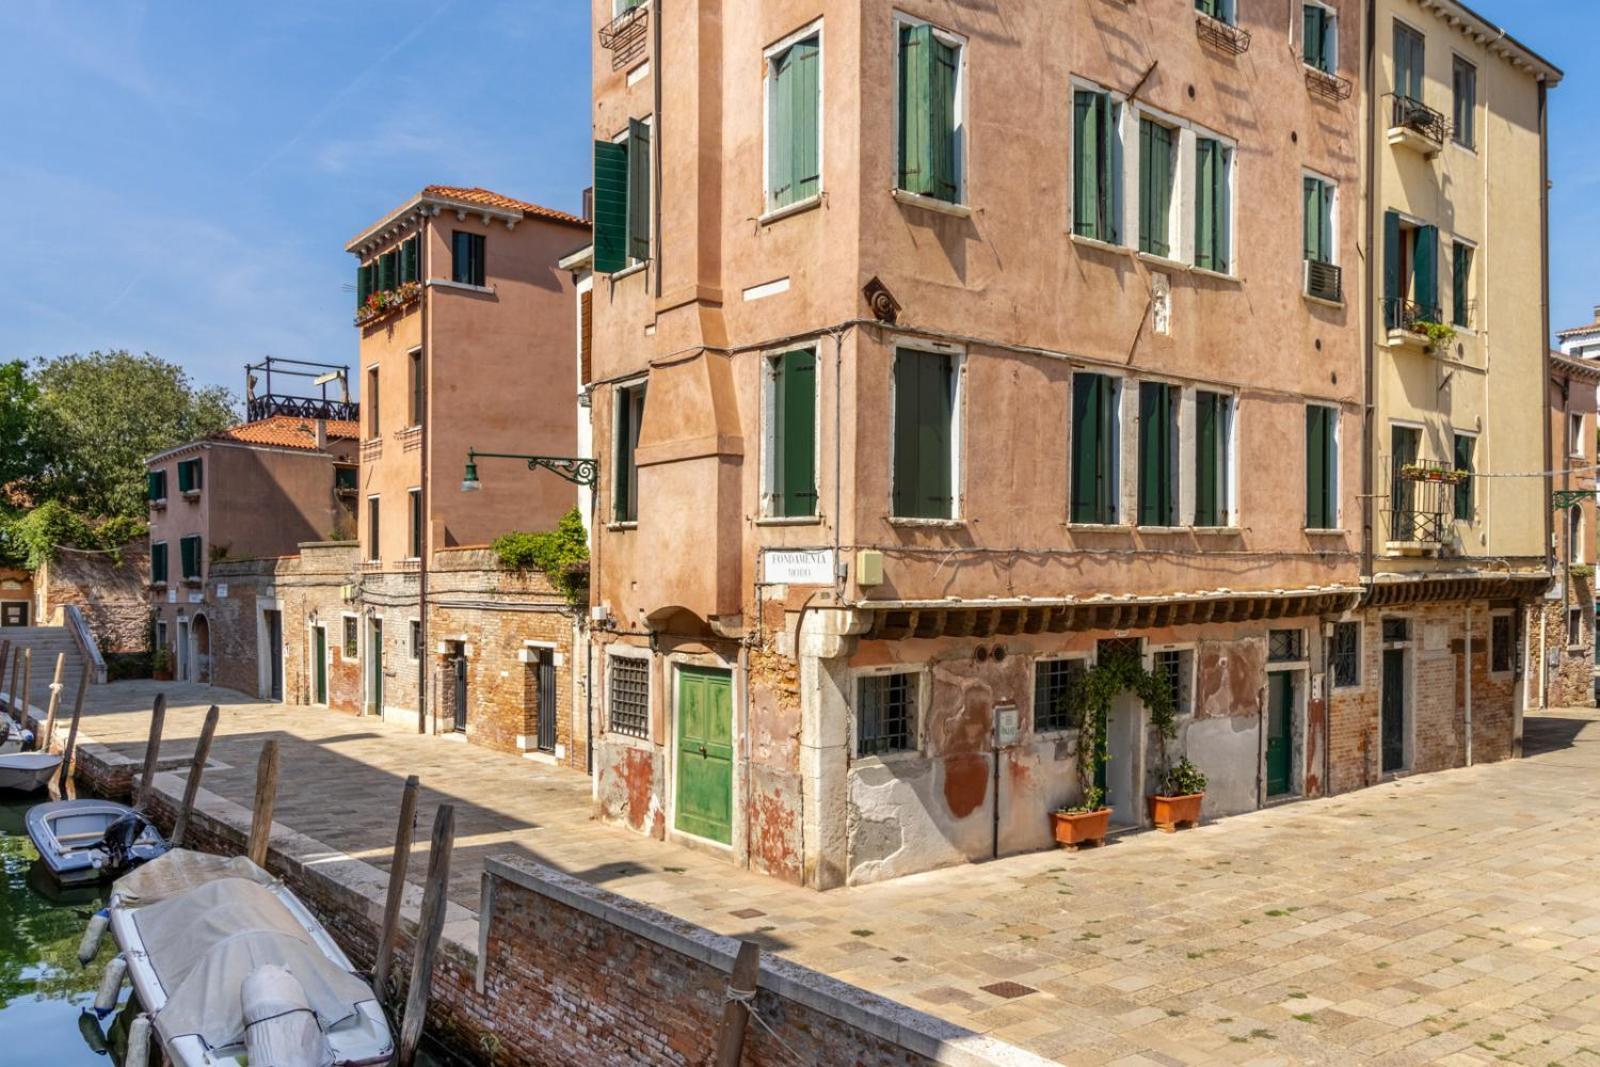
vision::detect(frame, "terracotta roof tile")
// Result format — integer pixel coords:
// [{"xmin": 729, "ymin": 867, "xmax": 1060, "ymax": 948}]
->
[
  {"xmin": 423, "ymin": 185, "xmax": 588, "ymax": 228},
  {"xmin": 210, "ymin": 415, "xmax": 359, "ymax": 452}
]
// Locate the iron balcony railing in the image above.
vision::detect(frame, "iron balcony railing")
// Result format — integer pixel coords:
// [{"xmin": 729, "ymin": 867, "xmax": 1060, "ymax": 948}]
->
[
  {"xmin": 1387, "ymin": 458, "xmax": 1457, "ymax": 545},
  {"xmin": 1383, "ymin": 296, "xmax": 1443, "ymax": 334},
  {"xmin": 1388, "ymin": 94, "xmax": 1448, "ymax": 146},
  {"xmin": 247, "ymin": 394, "xmax": 360, "ymax": 422},
  {"xmin": 1304, "ymin": 259, "xmax": 1342, "ymax": 303}
]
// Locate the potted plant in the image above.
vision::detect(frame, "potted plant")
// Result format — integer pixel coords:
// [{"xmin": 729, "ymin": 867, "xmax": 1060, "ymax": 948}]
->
[
  {"xmin": 151, "ymin": 648, "xmax": 173, "ymax": 681},
  {"xmin": 1147, "ymin": 757, "xmax": 1207, "ymax": 832},
  {"xmin": 1049, "ymin": 647, "xmax": 1177, "ymax": 848}
]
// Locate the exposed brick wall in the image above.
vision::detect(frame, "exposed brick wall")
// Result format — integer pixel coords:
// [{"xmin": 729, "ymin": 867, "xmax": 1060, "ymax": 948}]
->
[
  {"xmin": 38, "ymin": 539, "xmax": 151, "ymax": 653},
  {"xmin": 1527, "ymin": 581, "xmax": 1596, "ymax": 709}
]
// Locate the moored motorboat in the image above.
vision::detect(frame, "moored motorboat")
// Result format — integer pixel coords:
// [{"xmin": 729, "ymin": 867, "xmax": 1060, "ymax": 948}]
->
[
  {"xmin": 0, "ymin": 750, "xmax": 63, "ymax": 792},
  {"xmin": 99, "ymin": 849, "xmax": 393, "ymax": 1067},
  {"xmin": 27, "ymin": 799, "xmax": 169, "ymax": 885}
]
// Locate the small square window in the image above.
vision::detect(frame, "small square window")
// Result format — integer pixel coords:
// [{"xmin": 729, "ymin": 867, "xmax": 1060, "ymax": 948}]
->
[
  {"xmin": 1382, "ymin": 617, "xmax": 1410, "ymax": 644},
  {"xmin": 343, "ymin": 617, "xmax": 359, "ymax": 659},
  {"xmin": 857, "ymin": 673, "xmax": 916, "ymax": 756},
  {"xmin": 409, "ymin": 620, "xmax": 421, "ymax": 659},
  {"xmin": 1569, "ymin": 608, "xmax": 1585, "ymax": 648},
  {"xmin": 1033, "ymin": 658, "xmax": 1085, "ymax": 733},
  {"xmin": 451, "ymin": 231, "xmax": 486, "ymax": 287},
  {"xmin": 1331, "ymin": 622, "xmax": 1360, "ymax": 688},
  {"xmin": 608, "ymin": 656, "xmax": 650, "ymax": 738},
  {"xmin": 1268, "ymin": 629, "xmax": 1304, "ymax": 663},
  {"xmin": 1152, "ymin": 649, "xmax": 1192, "ymax": 715},
  {"xmin": 1489, "ymin": 614, "xmax": 1512, "ymax": 673}
]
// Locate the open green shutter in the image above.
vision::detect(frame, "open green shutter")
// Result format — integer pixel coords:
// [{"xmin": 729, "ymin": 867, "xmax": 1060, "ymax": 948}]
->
[
  {"xmin": 791, "ymin": 39, "xmax": 820, "ymax": 203},
  {"xmin": 1382, "ymin": 210, "xmax": 1402, "ymax": 328},
  {"xmin": 929, "ymin": 37, "xmax": 958, "ymax": 202},
  {"xmin": 402, "ymin": 236, "xmax": 419, "ymax": 283},
  {"xmin": 1414, "ymin": 225, "xmax": 1439, "ymax": 321},
  {"xmin": 1196, "ymin": 141, "xmax": 1215, "ymax": 270},
  {"xmin": 1073, "ymin": 92, "xmax": 1098, "ymax": 238},
  {"xmin": 1195, "ymin": 393, "xmax": 1219, "ymax": 526},
  {"xmin": 778, "ymin": 351, "xmax": 817, "ymax": 517},
  {"xmin": 626, "ymin": 118, "xmax": 651, "ymax": 264},
  {"xmin": 893, "ymin": 352, "xmax": 920, "ymax": 516},
  {"xmin": 898, "ymin": 24, "xmax": 934, "ymax": 195},
  {"xmin": 1138, "ymin": 383, "xmax": 1173, "ymax": 526},
  {"xmin": 356, "ymin": 263, "xmax": 368, "ymax": 307},
  {"xmin": 593, "ymin": 140, "xmax": 629, "ymax": 273},
  {"xmin": 1139, "ymin": 121, "xmax": 1171, "ymax": 257},
  {"xmin": 1303, "ymin": 178, "xmax": 1319, "ymax": 260},
  {"xmin": 1304, "ymin": 5, "xmax": 1327, "ymax": 71},
  {"xmin": 769, "ymin": 47, "xmax": 792, "ymax": 207}
]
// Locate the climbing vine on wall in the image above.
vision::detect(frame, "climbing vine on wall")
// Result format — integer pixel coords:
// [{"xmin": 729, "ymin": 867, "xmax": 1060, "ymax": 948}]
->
[{"xmin": 1060, "ymin": 647, "xmax": 1177, "ymax": 812}]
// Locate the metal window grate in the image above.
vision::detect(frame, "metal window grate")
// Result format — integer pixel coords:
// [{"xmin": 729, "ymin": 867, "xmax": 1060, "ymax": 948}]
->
[
  {"xmin": 1153, "ymin": 649, "xmax": 1191, "ymax": 714},
  {"xmin": 1268, "ymin": 629, "xmax": 1304, "ymax": 662},
  {"xmin": 857, "ymin": 674, "xmax": 914, "ymax": 756},
  {"xmin": 1490, "ymin": 615, "xmax": 1511, "ymax": 672},
  {"xmin": 1331, "ymin": 622, "xmax": 1360, "ymax": 688},
  {"xmin": 343, "ymin": 617, "xmax": 358, "ymax": 658},
  {"xmin": 1382, "ymin": 617, "xmax": 1410, "ymax": 644},
  {"xmin": 1034, "ymin": 659, "xmax": 1085, "ymax": 732},
  {"xmin": 608, "ymin": 657, "xmax": 650, "ymax": 738}
]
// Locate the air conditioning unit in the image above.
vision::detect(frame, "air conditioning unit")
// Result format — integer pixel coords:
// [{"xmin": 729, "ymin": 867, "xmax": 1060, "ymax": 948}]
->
[{"xmin": 1304, "ymin": 259, "xmax": 1343, "ymax": 303}]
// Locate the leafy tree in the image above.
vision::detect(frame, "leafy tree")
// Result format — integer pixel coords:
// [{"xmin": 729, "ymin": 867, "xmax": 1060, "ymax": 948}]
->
[
  {"xmin": 0, "ymin": 360, "xmax": 48, "ymax": 498},
  {"xmin": 32, "ymin": 350, "xmax": 238, "ymax": 520}
]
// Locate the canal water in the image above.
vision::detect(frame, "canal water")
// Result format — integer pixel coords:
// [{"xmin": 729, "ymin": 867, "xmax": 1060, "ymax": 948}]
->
[{"xmin": 0, "ymin": 795, "xmax": 132, "ymax": 1065}]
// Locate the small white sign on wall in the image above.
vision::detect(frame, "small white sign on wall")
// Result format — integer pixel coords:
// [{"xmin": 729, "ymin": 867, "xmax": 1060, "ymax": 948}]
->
[
  {"xmin": 187, "ymin": 592, "xmax": 203, "ymax": 604},
  {"xmin": 167, "ymin": 590, "xmax": 177, "ymax": 604},
  {"xmin": 215, "ymin": 583, "xmax": 228, "ymax": 599},
  {"xmin": 762, "ymin": 548, "xmax": 835, "ymax": 586},
  {"xmin": 995, "ymin": 703, "xmax": 1020, "ymax": 747}
]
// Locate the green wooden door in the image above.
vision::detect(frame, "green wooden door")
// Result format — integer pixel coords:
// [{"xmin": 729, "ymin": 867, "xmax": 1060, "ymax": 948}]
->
[
  {"xmin": 676, "ymin": 667, "xmax": 733, "ymax": 844},
  {"xmin": 1266, "ymin": 672, "xmax": 1294, "ymax": 797},
  {"xmin": 1381, "ymin": 649, "xmax": 1406, "ymax": 773},
  {"xmin": 314, "ymin": 627, "xmax": 327, "ymax": 705}
]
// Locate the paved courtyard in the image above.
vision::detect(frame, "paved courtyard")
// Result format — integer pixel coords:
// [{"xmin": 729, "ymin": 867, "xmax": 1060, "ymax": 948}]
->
[{"xmin": 61, "ymin": 682, "xmax": 1600, "ymax": 1065}]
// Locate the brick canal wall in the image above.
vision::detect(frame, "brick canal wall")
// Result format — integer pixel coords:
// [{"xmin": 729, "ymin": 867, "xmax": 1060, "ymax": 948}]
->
[{"xmin": 41, "ymin": 707, "xmax": 1038, "ymax": 1067}]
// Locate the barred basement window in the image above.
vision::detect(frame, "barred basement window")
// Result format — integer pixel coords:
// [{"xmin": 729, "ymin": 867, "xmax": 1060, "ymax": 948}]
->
[
  {"xmin": 857, "ymin": 673, "xmax": 915, "ymax": 756},
  {"xmin": 1268, "ymin": 628, "xmax": 1304, "ymax": 662},
  {"xmin": 343, "ymin": 616, "xmax": 358, "ymax": 659},
  {"xmin": 1153, "ymin": 649, "xmax": 1192, "ymax": 715},
  {"xmin": 608, "ymin": 656, "xmax": 650, "ymax": 738},
  {"xmin": 1033, "ymin": 658, "xmax": 1085, "ymax": 733},
  {"xmin": 1490, "ymin": 614, "xmax": 1512, "ymax": 673},
  {"xmin": 1330, "ymin": 621, "xmax": 1360, "ymax": 688},
  {"xmin": 409, "ymin": 620, "xmax": 421, "ymax": 660}
]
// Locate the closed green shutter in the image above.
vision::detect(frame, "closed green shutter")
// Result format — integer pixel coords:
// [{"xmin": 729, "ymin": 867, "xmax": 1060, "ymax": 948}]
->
[
  {"xmin": 1452, "ymin": 242, "xmax": 1472, "ymax": 327},
  {"xmin": 451, "ymin": 232, "xmax": 468, "ymax": 282},
  {"xmin": 626, "ymin": 118, "xmax": 651, "ymax": 263},
  {"xmin": 593, "ymin": 140, "xmax": 629, "ymax": 273},
  {"xmin": 401, "ymin": 235, "xmax": 419, "ymax": 283},
  {"xmin": 146, "ymin": 471, "xmax": 163, "ymax": 501},
  {"xmin": 774, "ymin": 350, "xmax": 817, "ymax": 517},
  {"xmin": 1195, "ymin": 139, "xmax": 1227, "ymax": 272},
  {"xmin": 1073, "ymin": 91, "xmax": 1102, "ymax": 240},
  {"xmin": 1138, "ymin": 382, "xmax": 1174, "ymax": 527},
  {"xmin": 1382, "ymin": 210, "xmax": 1402, "ymax": 328},
  {"xmin": 180, "ymin": 536, "xmax": 199, "ymax": 579},
  {"xmin": 380, "ymin": 250, "xmax": 397, "ymax": 291},
  {"xmin": 1304, "ymin": 178, "xmax": 1319, "ymax": 260},
  {"xmin": 1139, "ymin": 119, "xmax": 1172, "ymax": 257},
  {"xmin": 151, "ymin": 543, "xmax": 167, "ymax": 584},
  {"xmin": 929, "ymin": 37, "xmax": 958, "ymax": 202},
  {"xmin": 1195, "ymin": 392, "xmax": 1220, "ymax": 527},
  {"xmin": 1454, "ymin": 434, "xmax": 1474, "ymax": 520},
  {"xmin": 356, "ymin": 263, "xmax": 369, "ymax": 307},
  {"xmin": 893, "ymin": 351, "xmax": 954, "ymax": 518},
  {"xmin": 898, "ymin": 24, "xmax": 933, "ymax": 195},
  {"xmin": 1306, "ymin": 407, "xmax": 1336, "ymax": 529},
  {"xmin": 1072, "ymin": 374, "xmax": 1116, "ymax": 524},
  {"xmin": 1414, "ymin": 224, "xmax": 1439, "ymax": 321}
]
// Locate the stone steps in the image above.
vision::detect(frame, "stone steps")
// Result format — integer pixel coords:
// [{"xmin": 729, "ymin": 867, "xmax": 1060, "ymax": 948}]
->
[{"xmin": 0, "ymin": 626, "xmax": 91, "ymax": 721}]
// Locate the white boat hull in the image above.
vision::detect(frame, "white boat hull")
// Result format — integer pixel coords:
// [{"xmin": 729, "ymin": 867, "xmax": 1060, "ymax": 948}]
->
[{"xmin": 0, "ymin": 752, "xmax": 61, "ymax": 792}]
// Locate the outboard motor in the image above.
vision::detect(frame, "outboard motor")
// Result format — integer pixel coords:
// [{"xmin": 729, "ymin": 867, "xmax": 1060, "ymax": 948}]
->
[{"xmin": 99, "ymin": 812, "xmax": 152, "ymax": 875}]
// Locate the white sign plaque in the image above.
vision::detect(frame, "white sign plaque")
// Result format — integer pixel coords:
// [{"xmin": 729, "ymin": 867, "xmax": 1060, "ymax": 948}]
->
[
  {"xmin": 763, "ymin": 549, "xmax": 835, "ymax": 585},
  {"xmin": 995, "ymin": 704, "xmax": 1020, "ymax": 747},
  {"xmin": 215, "ymin": 583, "xmax": 228, "ymax": 599}
]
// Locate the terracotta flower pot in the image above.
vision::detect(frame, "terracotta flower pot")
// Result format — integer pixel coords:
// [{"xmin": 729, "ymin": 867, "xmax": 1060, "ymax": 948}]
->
[
  {"xmin": 1051, "ymin": 808, "xmax": 1112, "ymax": 848},
  {"xmin": 152, "ymin": 668, "xmax": 173, "ymax": 681},
  {"xmin": 1146, "ymin": 792, "xmax": 1204, "ymax": 833}
]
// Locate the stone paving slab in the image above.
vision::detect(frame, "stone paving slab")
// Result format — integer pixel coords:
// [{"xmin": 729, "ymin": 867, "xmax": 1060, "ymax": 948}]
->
[{"xmin": 58, "ymin": 681, "xmax": 1600, "ymax": 1065}]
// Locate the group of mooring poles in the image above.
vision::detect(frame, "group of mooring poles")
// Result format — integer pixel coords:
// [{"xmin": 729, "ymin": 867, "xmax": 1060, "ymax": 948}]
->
[{"xmin": 0, "ymin": 639, "xmax": 93, "ymax": 788}]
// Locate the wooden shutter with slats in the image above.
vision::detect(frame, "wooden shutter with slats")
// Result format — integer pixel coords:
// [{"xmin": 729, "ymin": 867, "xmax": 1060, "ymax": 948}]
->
[{"xmin": 593, "ymin": 140, "xmax": 629, "ymax": 273}]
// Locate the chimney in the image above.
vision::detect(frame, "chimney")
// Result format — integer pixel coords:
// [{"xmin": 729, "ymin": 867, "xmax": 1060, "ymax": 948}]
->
[
  {"xmin": 315, "ymin": 419, "xmax": 328, "ymax": 450},
  {"xmin": 1592, "ymin": 304, "xmax": 1600, "ymax": 321}
]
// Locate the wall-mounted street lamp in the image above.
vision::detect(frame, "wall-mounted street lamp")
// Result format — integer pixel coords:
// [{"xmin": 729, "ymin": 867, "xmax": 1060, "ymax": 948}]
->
[{"xmin": 461, "ymin": 448, "xmax": 599, "ymax": 491}]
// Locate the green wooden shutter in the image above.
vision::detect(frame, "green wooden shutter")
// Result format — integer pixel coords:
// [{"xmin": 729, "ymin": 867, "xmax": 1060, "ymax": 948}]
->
[
  {"xmin": 898, "ymin": 24, "xmax": 933, "ymax": 195},
  {"xmin": 1382, "ymin": 210, "xmax": 1402, "ymax": 328},
  {"xmin": 893, "ymin": 353, "xmax": 919, "ymax": 517},
  {"xmin": 775, "ymin": 351, "xmax": 817, "ymax": 517},
  {"xmin": 1197, "ymin": 0, "xmax": 1218, "ymax": 17},
  {"xmin": 146, "ymin": 471, "xmax": 161, "ymax": 501},
  {"xmin": 356, "ymin": 263, "xmax": 369, "ymax": 307},
  {"xmin": 1139, "ymin": 120, "xmax": 1172, "ymax": 257},
  {"xmin": 1138, "ymin": 382, "xmax": 1173, "ymax": 527},
  {"xmin": 1195, "ymin": 393, "xmax": 1219, "ymax": 526},
  {"xmin": 1414, "ymin": 224, "xmax": 1439, "ymax": 321},
  {"xmin": 1306, "ymin": 407, "xmax": 1328, "ymax": 529},
  {"xmin": 593, "ymin": 140, "xmax": 629, "ymax": 273},
  {"xmin": 1454, "ymin": 434, "xmax": 1474, "ymax": 520},
  {"xmin": 151, "ymin": 543, "xmax": 166, "ymax": 584},
  {"xmin": 626, "ymin": 118, "xmax": 651, "ymax": 263},
  {"xmin": 1303, "ymin": 178, "xmax": 1319, "ymax": 261},
  {"xmin": 929, "ymin": 37, "xmax": 959, "ymax": 202},
  {"xmin": 1452, "ymin": 242, "xmax": 1471, "ymax": 327},
  {"xmin": 1072, "ymin": 375, "xmax": 1116, "ymax": 524},
  {"xmin": 1196, "ymin": 140, "xmax": 1216, "ymax": 270},
  {"xmin": 1073, "ymin": 92, "xmax": 1099, "ymax": 239},
  {"xmin": 894, "ymin": 351, "xmax": 953, "ymax": 518},
  {"xmin": 379, "ymin": 250, "xmax": 396, "ymax": 291},
  {"xmin": 1304, "ymin": 5, "xmax": 1329, "ymax": 72},
  {"xmin": 768, "ymin": 46, "xmax": 794, "ymax": 207},
  {"xmin": 791, "ymin": 39, "xmax": 820, "ymax": 203},
  {"xmin": 401, "ymin": 235, "xmax": 419, "ymax": 283}
]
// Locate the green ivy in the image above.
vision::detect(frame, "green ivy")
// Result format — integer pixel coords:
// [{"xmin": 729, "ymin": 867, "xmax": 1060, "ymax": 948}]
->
[
  {"xmin": 1058, "ymin": 647, "xmax": 1179, "ymax": 813},
  {"xmin": 491, "ymin": 508, "xmax": 590, "ymax": 606},
  {"xmin": 1416, "ymin": 320, "xmax": 1458, "ymax": 349},
  {"xmin": 0, "ymin": 500, "xmax": 147, "ymax": 569}
]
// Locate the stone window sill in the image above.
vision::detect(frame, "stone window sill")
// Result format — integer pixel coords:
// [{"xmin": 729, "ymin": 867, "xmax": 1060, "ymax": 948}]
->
[
  {"xmin": 756, "ymin": 515, "xmax": 823, "ymax": 527},
  {"xmin": 1303, "ymin": 291, "xmax": 1345, "ymax": 310},
  {"xmin": 890, "ymin": 189, "xmax": 972, "ymax": 219},
  {"xmin": 887, "ymin": 517, "xmax": 964, "ymax": 529},
  {"xmin": 759, "ymin": 194, "xmax": 823, "ymax": 226},
  {"xmin": 427, "ymin": 279, "xmax": 496, "ymax": 296},
  {"xmin": 1066, "ymin": 522, "xmax": 1133, "ymax": 533},
  {"xmin": 1069, "ymin": 233, "xmax": 1126, "ymax": 255}
]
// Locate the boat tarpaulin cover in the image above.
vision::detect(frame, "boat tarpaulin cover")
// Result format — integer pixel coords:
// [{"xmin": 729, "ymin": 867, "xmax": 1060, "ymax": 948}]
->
[
  {"xmin": 131, "ymin": 878, "xmax": 373, "ymax": 1051},
  {"xmin": 112, "ymin": 847, "xmax": 273, "ymax": 906}
]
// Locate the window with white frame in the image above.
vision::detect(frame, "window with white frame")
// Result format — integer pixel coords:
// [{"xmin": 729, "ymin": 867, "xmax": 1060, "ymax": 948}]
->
[
  {"xmin": 1569, "ymin": 607, "xmax": 1585, "ymax": 648},
  {"xmin": 764, "ymin": 348, "xmax": 818, "ymax": 518},
  {"xmin": 1305, "ymin": 404, "xmax": 1339, "ymax": 530},
  {"xmin": 1570, "ymin": 412, "xmax": 1585, "ymax": 458},
  {"xmin": 1137, "ymin": 380, "xmax": 1178, "ymax": 527},
  {"xmin": 1303, "ymin": 2, "xmax": 1337, "ymax": 74},
  {"xmin": 766, "ymin": 25, "xmax": 822, "ymax": 212},
  {"xmin": 1071, "ymin": 372, "xmax": 1121, "ymax": 524},
  {"xmin": 342, "ymin": 615, "xmax": 359, "ymax": 660},
  {"xmin": 856, "ymin": 671, "xmax": 917, "ymax": 756},
  {"xmin": 1033, "ymin": 657, "xmax": 1086, "ymax": 733},
  {"xmin": 1137, "ymin": 115, "xmax": 1177, "ymax": 258},
  {"xmin": 891, "ymin": 347, "xmax": 961, "ymax": 520},
  {"xmin": 1151, "ymin": 648, "xmax": 1193, "ymax": 715},
  {"xmin": 894, "ymin": 16, "xmax": 964, "ymax": 204},
  {"xmin": 1569, "ymin": 505, "xmax": 1585, "ymax": 565},
  {"xmin": 1072, "ymin": 84, "xmax": 1123, "ymax": 244},
  {"xmin": 1193, "ymin": 137, "xmax": 1232, "ymax": 273},
  {"xmin": 613, "ymin": 379, "xmax": 647, "ymax": 523},
  {"xmin": 1304, "ymin": 173, "xmax": 1340, "ymax": 302}
]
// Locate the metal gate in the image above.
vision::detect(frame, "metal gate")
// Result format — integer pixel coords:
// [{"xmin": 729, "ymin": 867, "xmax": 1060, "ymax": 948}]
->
[
  {"xmin": 533, "ymin": 648, "xmax": 556, "ymax": 752},
  {"xmin": 453, "ymin": 650, "xmax": 468, "ymax": 732}
]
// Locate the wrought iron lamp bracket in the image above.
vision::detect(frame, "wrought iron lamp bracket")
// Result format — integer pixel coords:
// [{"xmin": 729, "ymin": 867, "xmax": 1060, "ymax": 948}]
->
[{"xmin": 464, "ymin": 449, "xmax": 598, "ymax": 488}]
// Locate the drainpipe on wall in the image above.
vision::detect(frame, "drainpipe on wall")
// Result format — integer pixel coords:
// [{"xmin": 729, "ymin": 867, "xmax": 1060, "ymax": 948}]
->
[
  {"xmin": 1360, "ymin": 0, "xmax": 1378, "ymax": 583},
  {"xmin": 418, "ymin": 213, "xmax": 431, "ymax": 735},
  {"xmin": 1464, "ymin": 603, "xmax": 1473, "ymax": 765},
  {"xmin": 1539, "ymin": 79, "xmax": 1553, "ymax": 723}
]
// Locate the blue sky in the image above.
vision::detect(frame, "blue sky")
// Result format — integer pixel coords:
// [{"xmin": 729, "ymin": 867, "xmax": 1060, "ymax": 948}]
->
[{"xmin": 0, "ymin": 1, "xmax": 1592, "ymax": 395}]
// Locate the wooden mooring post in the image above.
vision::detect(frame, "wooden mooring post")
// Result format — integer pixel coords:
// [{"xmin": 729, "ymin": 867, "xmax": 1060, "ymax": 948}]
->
[
  {"xmin": 38, "ymin": 653, "xmax": 65, "ymax": 752},
  {"xmin": 134, "ymin": 693, "xmax": 167, "ymax": 810},
  {"xmin": 714, "ymin": 940, "xmax": 763, "ymax": 1067},
  {"xmin": 373, "ymin": 774, "xmax": 420, "ymax": 1001},
  {"xmin": 247, "ymin": 739, "xmax": 279, "ymax": 868},
  {"xmin": 170, "ymin": 705, "xmax": 219, "ymax": 848},
  {"xmin": 57, "ymin": 663, "xmax": 91, "ymax": 794},
  {"xmin": 5, "ymin": 646, "xmax": 19, "ymax": 720},
  {"xmin": 18, "ymin": 648, "xmax": 31, "ymax": 726},
  {"xmin": 397, "ymin": 803, "xmax": 455, "ymax": 1067}
]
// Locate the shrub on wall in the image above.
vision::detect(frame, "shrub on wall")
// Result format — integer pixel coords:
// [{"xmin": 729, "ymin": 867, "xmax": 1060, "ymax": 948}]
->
[
  {"xmin": 492, "ymin": 508, "xmax": 590, "ymax": 606},
  {"xmin": 0, "ymin": 500, "xmax": 147, "ymax": 569}
]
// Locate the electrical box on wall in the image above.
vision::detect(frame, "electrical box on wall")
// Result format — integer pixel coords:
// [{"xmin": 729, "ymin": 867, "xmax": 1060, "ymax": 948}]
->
[{"xmin": 856, "ymin": 549, "xmax": 884, "ymax": 586}]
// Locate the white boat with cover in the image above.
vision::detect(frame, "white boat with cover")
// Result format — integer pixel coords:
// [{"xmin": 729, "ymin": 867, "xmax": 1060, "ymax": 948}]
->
[
  {"xmin": 0, "ymin": 750, "xmax": 62, "ymax": 792},
  {"xmin": 104, "ymin": 849, "xmax": 393, "ymax": 1066}
]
